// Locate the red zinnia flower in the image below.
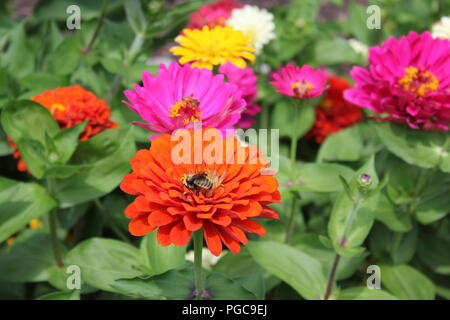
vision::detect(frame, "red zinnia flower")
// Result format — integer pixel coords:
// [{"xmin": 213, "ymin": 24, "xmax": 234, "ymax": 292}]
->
[
  {"xmin": 120, "ymin": 128, "xmax": 281, "ymax": 256},
  {"xmin": 307, "ymin": 76, "xmax": 363, "ymax": 143},
  {"xmin": 188, "ymin": 0, "xmax": 243, "ymax": 30},
  {"xmin": 8, "ymin": 85, "xmax": 117, "ymax": 172}
]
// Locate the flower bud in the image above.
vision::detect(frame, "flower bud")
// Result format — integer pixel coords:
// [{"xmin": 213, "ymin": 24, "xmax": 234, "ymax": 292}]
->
[{"xmin": 357, "ymin": 173, "xmax": 372, "ymax": 193}]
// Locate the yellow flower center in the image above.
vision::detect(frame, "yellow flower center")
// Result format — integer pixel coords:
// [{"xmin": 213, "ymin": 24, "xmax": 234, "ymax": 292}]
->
[
  {"xmin": 169, "ymin": 97, "xmax": 202, "ymax": 125},
  {"xmin": 50, "ymin": 103, "xmax": 66, "ymax": 112},
  {"xmin": 291, "ymin": 80, "xmax": 314, "ymax": 98},
  {"xmin": 398, "ymin": 66, "xmax": 439, "ymax": 97}
]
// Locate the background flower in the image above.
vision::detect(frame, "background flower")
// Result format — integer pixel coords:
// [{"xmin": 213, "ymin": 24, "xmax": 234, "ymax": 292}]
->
[
  {"xmin": 120, "ymin": 128, "xmax": 281, "ymax": 256},
  {"xmin": 219, "ymin": 62, "xmax": 261, "ymax": 128},
  {"xmin": 123, "ymin": 62, "xmax": 246, "ymax": 137},
  {"xmin": 170, "ymin": 25, "xmax": 256, "ymax": 70},
  {"xmin": 431, "ymin": 16, "xmax": 450, "ymax": 39},
  {"xmin": 344, "ymin": 31, "xmax": 450, "ymax": 130},
  {"xmin": 270, "ymin": 64, "xmax": 327, "ymax": 99},
  {"xmin": 306, "ymin": 75, "xmax": 362, "ymax": 143},
  {"xmin": 8, "ymin": 85, "xmax": 117, "ymax": 172},
  {"xmin": 188, "ymin": 0, "xmax": 243, "ymax": 29},
  {"xmin": 227, "ymin": 4, "xmax": 276, "ymax": 53}
]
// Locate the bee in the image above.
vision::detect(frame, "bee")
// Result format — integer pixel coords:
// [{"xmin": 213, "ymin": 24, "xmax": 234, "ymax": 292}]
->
[
  {"xmin": 182, "ymin": 96, "xmax": 200, "ymax": 106},
  {"xmin": 181, "ymin": 169, "xmax": 227, "ymax": 196}
]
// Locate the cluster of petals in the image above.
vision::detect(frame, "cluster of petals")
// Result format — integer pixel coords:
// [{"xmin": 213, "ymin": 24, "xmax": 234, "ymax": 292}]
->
[
  {"xmin": 306, "ymin": 76, "xmax": 363, "ymax": 143},
  {"xmin": 9, "ymin": 85, "xmax": 117, "ymax": 172},
  {"xmin": 120, "ymin": 128, "xmax": 281, "ymax": 256},
  {"xmin": 123, "ymin": 62, "xmax": 246, "ymax": 138},
  {"xmin": 218, "ymin": 62, "xmax": 261, "ymax": 128},
  {"xmin": 344, "ymin": 31, "xmax": 450, "ymax": 130},
  {"xmin": 270, "ymin": 64, "xmax": 327, "ymax": 100}
]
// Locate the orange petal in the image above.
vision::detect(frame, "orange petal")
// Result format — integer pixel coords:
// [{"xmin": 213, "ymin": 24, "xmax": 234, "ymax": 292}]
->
[
  {"xmin": 125, "ymin": 202, "xmax": 140, "ymax": 218},
  {"xmin": 233, "ymin": 219, "xmax": 266, "ymax": 236},
  {"xmin": 169, "ymin": 220, "xmax": 192, "ymax": 246},
  {"xmin": 203, "ymin": 222, "xmax": 223, "ymax": 256},
  {"xmin": 218, "ymin": 228, "xmax": 241, "ymax": 254},
  {"xmin": 157, "ymin": 224, "xmax": 173, "ymax": 246},
  {"xmin": 129, "ymin": 214, "xmax": 154, "ymax": 236},
  {"xmin": 183, "ymin": 215, "xmax": 203, "ymax": 231},
  {"xmin": 148, "ymin": 210, "xmax": 177, "ymax": 227}
]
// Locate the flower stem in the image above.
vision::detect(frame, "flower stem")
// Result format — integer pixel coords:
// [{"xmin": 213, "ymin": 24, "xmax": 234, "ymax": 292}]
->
[
  {"xmin": 82, "ymin": 0, "xmax": 109, "ymax": 54},
  {"xmin": 193, "ymin": 230, "xmax": 204, "ymax": 299},
  {"xmin": 284, "ymin": 197, "xmax": 298, "ymax": 243},
  {"xmin": 49, "ymin": 208, "xmax": 64, "ymax": 268},
  {"xmin": 323, "ymin": 254, "xmax": 341, "ymax": 300}
]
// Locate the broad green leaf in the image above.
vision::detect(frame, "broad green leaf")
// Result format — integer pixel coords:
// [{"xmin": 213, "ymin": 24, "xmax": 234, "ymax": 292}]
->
[
  {"xmin": 0, "ymin": 231, "xmax": 63, "ymax": 282},
  {"xmin": 37, "ymin": 290, "xmax": 80, "ymax": 300},
  {"xmin": 318, "ymin": 126, "xmax": 362, "ymax": 162},
  {"xmin": 111, "ymin": 267, "xmax": 194, "ymax": 299},
  {"xmin": 21, "ymin": 72, "xmax": 68, "ymax": 91},
  {"xmin": 2, "ymin": 23, "xmax": 35, "ymax": 79},
  {"xmin": 315, "ymin": 38, "xmax": 360, "ymax": 65},
  {"xmin": 48, "ymin": 35, "xmax": 82, "ymax": 75},
  {"xmin": 51, "ymin": 128, "xmax": 135, "ymax": 207},
  {"xmin": 0, "ymin": 177, "xmax": 57, "ymax": 243},
  {"xmin": 348, "ymin": 4, "xmax": 370, "ymax": 43},
  {"xmin": 369, "ymin": 223, "xmax": 418, "ymax": 264},
  {"xmin": 247, "ymin": 240, "xmax": 327, "ymax": 300},
  {"xmin": 139, "ymin": 232, "xmax": 187, "ymax": 276},
  {"xmin": 0, "ymin": 127, "xmax": 12, "ymax": 156},
  {"xmin": 339, "ymin": 287, "xmax": 398, "ymax": 300},
  {"xmin": 52, "ymin": 122, "xmax": 87, "ymax": 164},
  {"xmin": 417, "ymin": 235, "xmax": 450, "ymax": 275},
  {"xmin": 65, "ymin": 238, "xmax": 142, "ymax": 292},
  {"xmin": 374, "ymin": 122, "xmax": 450, "ymax": 173},
  {"xmin": 206, "ymin": 273, "xmax": 256, "ymax": 300},
  {"xmin": 380, "ymin": 264, "xmax": 435, "ymax": 300},
  {"xmin": 296, "ymin": 163, "xmax": 355, "ymax": 193},
  {"xmin": 1, "ymin": 100, "xmax": 60, "ymax": 178},
  {"xmin": 271, "ymin": 100, "xmax": 315, "ymax": 139},
  {"xmin": 287, "ymin": 0, "xmax": 320, "ymax": 23}
]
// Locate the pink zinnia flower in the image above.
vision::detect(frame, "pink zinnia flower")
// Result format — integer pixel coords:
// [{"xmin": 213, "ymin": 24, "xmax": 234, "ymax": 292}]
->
[
  {"xmin": 188, "ymin": 0, "xmax": 243, "ymax": 30},
  {"xmin": 123, "ymin": 62, "xmax": 245, "ymax": 138},
  {"xmin": 344, "ymin": 31, "xmax": 450, "ymax": 130},
  {"xmin": 219, "ymin": 62, "xmax": 261, "ymax": 128},
  {"xmin": 270, "ymin": 64, "xmax": 327, "ymax": 100}
]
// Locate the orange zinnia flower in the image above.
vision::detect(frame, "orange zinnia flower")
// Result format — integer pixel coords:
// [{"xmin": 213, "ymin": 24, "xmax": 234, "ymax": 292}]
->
[
  {"xmin": 8, "ymin": 85, "xmax": 117, "ymax": 172},
  {"xmin": 120, "ymin": 128, "xmax": 281, "ymax": 256}
]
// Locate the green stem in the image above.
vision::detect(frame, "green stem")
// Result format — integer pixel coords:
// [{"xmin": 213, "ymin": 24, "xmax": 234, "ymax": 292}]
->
[
  {"xmin": 323, "ymin": 254, "xmax": 340, "ymax": 300},
  {"xmin": 49, "ymin": 208, "xmax": 64, "ymax": 268},
  {"xmin": 193, "ymin": 230, "xmax": 204, "ymax": 299},
  {"xmin": 260, "ymin": 103, "xmax": 270, "ymax": 129},
  {"xmin": 339, "ymin": 194, "xmax": 362, "ymax": 246},
  {"xmin": 82, "ymin": 0, "xmax": 109, "ymax": 54},
  {"xmin": 284, "ymin": 197, "xmax": 298, "ymax": 243},
  {"xmin": 289, "ymin": 103, "xmax": 300, "ymax": 177}
]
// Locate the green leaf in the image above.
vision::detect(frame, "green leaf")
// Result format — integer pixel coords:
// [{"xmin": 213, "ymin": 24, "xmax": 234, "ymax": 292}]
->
[
  {"xmin": 125, "ymin": 0, "xmax": 147, "ymax": 34},
  {"xmin": 65, "ymin": 238, "xmax": 142, "ymax": 292},
  {"xmin": 380, "ymin": 264, "xmax": 435, "ymax": 300},
  {"xmin": 52, "ymin": 122, "xmax": 87, "ymax": 164},
  {"xmin": 206, "ymin": 273, "xmax": 256, "ymax": 300},
  {"xmin": 0, "ymin": 231, "xmax": 63, "ymax": 282},
  {"xmin": 0, "ymin": 177, "xmax": 57, "ymax": 243},
  {"xmin": 2, "ymin": 23, "xmax": 35, "ymax": 79},
  {"xmin": 328, "ymin": 156, "xmax": 380, "ymax": 257},
  {"xmin": 111, "ymin": 267, "xmax": 194, "ymax": 299},
  {"xmin": 373, "ymin": 194, "xmax": 412, "ymax": 232},
  {"xmin": 287, "ymin": 0, "xmax": 320, "ymax": 23},
  {"xmin": 51, "ymin": 128, "xmax": 135, "ymax": 207},
  {"xmin": 37, "ymin": 290, "xmax": 80, "ymax": 300},
  {"xmin": 374, "ymin": 122, "xmax": 450, "ymax": 173},
  {"xmin": 297, "ymin": 163, "xmax": 355, "ymax": 193},
  {"xmin": 48, "ymin": 35, "xmax": 82, "ymax": 75},
  {"xmin": 348, "ymin": 4, "xmax": 370, "ymax": 43},
  {"xmin": 417, "ymin": 235, "xmax": 450, "ymax": 275},
  {"xmin": 338, "ymin": 287, "xmax": 398, "ymax": 300},
  {"xmin": 139, "ymin": 232, "xmax": 187, "ymax": 276},
  {"xmin": 247, "ymin": 240, "xmax": 327, "ymax": 300},
  {"xmin": 21, "ymin": 72, "xmax": 68, "ymax": 91},
  {"xmin": 0, "ymin": 127, "xmax": 12, "ymax": 156},
  {"xmin": 1, "ymin": 100, "xmax": 60, "ymax": 178},
  {"xmin": 271, "ymin": 100, "xmax": 315, "ymax": 139},
  {"xmin": 369, "ymin": 223, "xmax": 418, "ymax": 264},
  {"xmin": 314, "ymin": 38, "xmax": 360, "ymax": 65}
]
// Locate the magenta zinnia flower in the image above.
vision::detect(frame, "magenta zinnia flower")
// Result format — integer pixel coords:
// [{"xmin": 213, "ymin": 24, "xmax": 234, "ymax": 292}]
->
[
  {"xmin": 188, "ymin": 0, "xmax": 243, "ymax": 30},
  {"xmin": 344, "ymin": 31, "xmax": 450, "ymax": 130},
  {"xmin": 123, "ymin": 62, "xmax": 245, "ymax": 137},
  {"xmin": 219, "ymin": 62, "xmax": 261, "ymax": 128},
  {"xmin": 270, "ymin": 64, "xmax": 327, "ymax": 100}
]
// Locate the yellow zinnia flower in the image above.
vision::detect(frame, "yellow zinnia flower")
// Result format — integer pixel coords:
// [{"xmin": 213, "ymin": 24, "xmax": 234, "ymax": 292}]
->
[{"xmin": 170, "ymin": 25, "xmax": 256, "ymax": 70}]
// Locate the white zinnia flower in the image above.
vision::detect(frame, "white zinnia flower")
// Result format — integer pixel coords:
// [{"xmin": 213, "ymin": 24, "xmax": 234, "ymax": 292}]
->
[
  {"xmin": 227, "ymin": 5, "xmax": 276, "ymax": 54},
  {"xmin": 431, "ymin": 16, "xmax": 450, "ymax": 39},
  {"xmin": 186, "ymin": 248, "xmax": 224, "ymax": 270}
]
